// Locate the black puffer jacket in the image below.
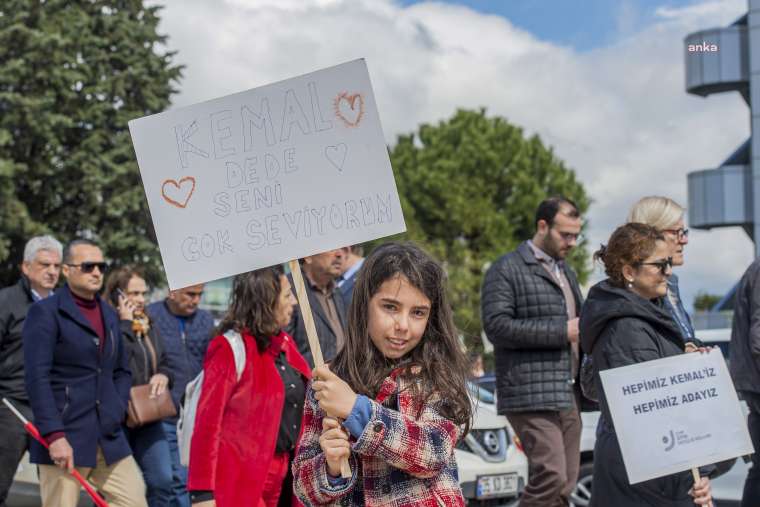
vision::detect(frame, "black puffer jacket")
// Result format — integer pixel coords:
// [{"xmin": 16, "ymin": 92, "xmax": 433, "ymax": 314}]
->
[
  {"xmin": 120, "ymin": 320, "xmax": 174, "ymax": 388},
  {"xmin": 481, "ymin": 241, "xmax": 583, "ymax": 413},
  {"xmin": 0, "ymin": 277, "xmax": 36, "ymax": 403},
  {"xmin": 730, "ymin": 258, "xmax": 760, "ymax": 395},
  {"xmin": 580, "ymin": 280, "xmax": 698, "ymax": 506}
]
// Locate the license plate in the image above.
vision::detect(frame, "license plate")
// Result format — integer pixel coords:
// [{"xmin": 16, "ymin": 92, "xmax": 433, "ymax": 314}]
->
[{"xmin": 476, "ymin": 473, "xmax": 519, "ymax": 499}]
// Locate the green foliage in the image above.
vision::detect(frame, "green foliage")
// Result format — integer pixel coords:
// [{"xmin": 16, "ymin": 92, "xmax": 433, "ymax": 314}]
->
[
  {"xmin": 369, "ymin": 109, "xmax": 590, "ymax": 349},
  {"xmin": 0, "ymin": 0, "xmax": 182, "ymax": 286},
  {"xmin": 693, "ymin": 291, "xmax": 721, "ymax": 312}
]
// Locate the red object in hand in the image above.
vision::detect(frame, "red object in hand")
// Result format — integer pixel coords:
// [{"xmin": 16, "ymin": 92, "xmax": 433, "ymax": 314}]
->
[{"xmin": 3, "ymin": 398, "xmax": 109, "ymax": 507}]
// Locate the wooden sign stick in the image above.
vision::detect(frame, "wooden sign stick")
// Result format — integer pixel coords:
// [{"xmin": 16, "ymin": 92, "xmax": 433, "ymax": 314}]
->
[
  {"xmin": 288, "ymin": 259, "xmax": 352, "ymax": 479},
  {"xmin": 691, "ymin": 468, "xmax": 709, "ymax": 505}
]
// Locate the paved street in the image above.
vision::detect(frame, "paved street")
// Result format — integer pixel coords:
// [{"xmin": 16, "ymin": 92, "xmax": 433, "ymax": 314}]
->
[{"xmin": 7, "ymin": 456, "xmax": 751, "ymax": 506}]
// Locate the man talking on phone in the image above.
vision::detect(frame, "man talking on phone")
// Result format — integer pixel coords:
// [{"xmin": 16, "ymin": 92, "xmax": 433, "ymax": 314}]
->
[{"xmin": 23, "ymin": 238, "xmax": 147, "ymax": 507}]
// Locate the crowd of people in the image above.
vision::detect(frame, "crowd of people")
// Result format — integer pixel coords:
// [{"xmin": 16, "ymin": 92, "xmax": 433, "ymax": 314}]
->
[
  {"xmin": 481, "ymin": 195, "xmax": 754, "ymax": 507},
  {"xmin": 0, "ymin": 197, "xmax": 757, "ymax": 507}
]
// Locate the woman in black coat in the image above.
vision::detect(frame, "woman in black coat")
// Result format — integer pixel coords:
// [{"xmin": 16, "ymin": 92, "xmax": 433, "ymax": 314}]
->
[
  {"xmin": 580, "ymin": 223, "xmax": 713, "ymax": 507},
  {"xmin": 105, "ymin": 266, "xmax": 174, "ymax": 507}
]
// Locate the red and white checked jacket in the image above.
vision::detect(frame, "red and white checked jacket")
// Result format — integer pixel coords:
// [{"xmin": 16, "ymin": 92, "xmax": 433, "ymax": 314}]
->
[{"xmin": 292, "ymin": 370, "xmax": 466, "ymax": 506}]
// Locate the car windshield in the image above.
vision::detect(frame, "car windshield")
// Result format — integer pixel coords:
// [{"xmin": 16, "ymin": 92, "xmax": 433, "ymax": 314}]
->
[{"xmin": 467, "ymin": 381, "xmax": 496, "ymax": 404}]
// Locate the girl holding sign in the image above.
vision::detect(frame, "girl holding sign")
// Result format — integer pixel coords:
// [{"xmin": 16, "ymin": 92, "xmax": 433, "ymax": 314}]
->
[
  {"xmin": 292, "ymin": 242, "xmax": 472, "ymax": 506},
  {"xmin": 580, "ymin": 223, "xmax": 713, "ymax": 506}
]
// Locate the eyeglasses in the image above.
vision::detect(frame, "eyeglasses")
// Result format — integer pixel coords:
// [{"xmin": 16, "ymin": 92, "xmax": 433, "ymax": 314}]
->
[
  {"xmin": 662, "ymin": 228, "xmax": 689, "ymax": 240},
  {"xmin": 636, "ymin": 257, "xmax": 673, "ymax": 275},
  {"xmin": 558, "ymin": 232, "xmax": 584, "ymax": 242},
  {"xmin": 66, "ymin": 262, "xmax": 108, "ymax": 274}
]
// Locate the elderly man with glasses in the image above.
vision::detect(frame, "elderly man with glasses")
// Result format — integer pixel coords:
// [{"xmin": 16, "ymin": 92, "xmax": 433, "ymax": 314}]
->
[
  {"xmin": 22, "ymin": 238, "xmax": 147, "ymax": 507},
  {"xmin": 0, "ymin": 235, "xmax": 62, "ymax": 506}
]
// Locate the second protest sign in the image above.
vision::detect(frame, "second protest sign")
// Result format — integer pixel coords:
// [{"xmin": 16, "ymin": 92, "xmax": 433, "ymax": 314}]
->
[{"xmin": 600, "ymin": 350, "xmax": 753, "ymax": 484}]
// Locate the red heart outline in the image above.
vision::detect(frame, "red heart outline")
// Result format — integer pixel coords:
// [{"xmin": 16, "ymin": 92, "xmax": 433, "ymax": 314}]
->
[
  {"xmin": 334, "ymin": 92, "xmax": 365, "ymax": 127},
  {"xmin": 161, "ymin": 176, "xmax": 196, "ymax": 208}
]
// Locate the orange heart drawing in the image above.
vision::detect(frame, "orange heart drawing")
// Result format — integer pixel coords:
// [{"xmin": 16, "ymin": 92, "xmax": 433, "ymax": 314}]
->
[
  {"xmin": 334, "ymin": 92, "xmax": 365, "ymax": 127},
  {"xmin": 161, "ymin": 176, "xmax": 196, "ymax": 209}
]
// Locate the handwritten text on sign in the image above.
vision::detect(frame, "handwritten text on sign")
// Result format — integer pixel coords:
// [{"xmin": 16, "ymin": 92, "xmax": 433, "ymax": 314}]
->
[
  {"xmin": 600, "ymin": 350, "xmax": 753, "ymax": 484},
  {"xmin": 129, "ymin": 59, "xmax": 405, "ymax": 289}
]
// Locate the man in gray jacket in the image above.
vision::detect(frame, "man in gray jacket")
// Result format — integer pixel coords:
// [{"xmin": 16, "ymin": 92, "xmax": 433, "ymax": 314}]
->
[
  {"xmin": 730, "ymin": 259, "xmax": 760, "ymax": 507},
  {"xmin": 0, "ymin": 235, "xmax": 61, "ymax": 506},
  {"xmin": 481, "ymin": 197, "xmax": 583, "ymax": 507}
]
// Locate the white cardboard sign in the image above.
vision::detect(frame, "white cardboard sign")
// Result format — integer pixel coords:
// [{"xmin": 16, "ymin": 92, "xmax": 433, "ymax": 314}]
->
[
  {"xmin": 129, "ymin": 59, "xmax": 405, "ymax": 289},
  {"xmin": 600, "ymin": 350, "xmax": 753, "ymax": 484}
]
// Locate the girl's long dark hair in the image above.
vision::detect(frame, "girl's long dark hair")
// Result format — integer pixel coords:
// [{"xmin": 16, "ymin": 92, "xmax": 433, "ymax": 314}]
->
[
  {"xmin": 217, "ymin": 265, "xmax": 285, "ymax": 352},
  {"xmin": 331, "ymin": 242, "xmax": 472, "ymax": 435}
]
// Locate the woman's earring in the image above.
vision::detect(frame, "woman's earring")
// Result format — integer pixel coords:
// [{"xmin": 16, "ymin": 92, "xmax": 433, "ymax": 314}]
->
[{"xmin": 626, "ymin": 279, "xmax": 634, "ymax": 289}]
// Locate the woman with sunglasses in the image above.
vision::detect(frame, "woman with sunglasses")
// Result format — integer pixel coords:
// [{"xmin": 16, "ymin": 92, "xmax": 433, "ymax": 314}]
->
[
  {"xmin": 627, "ymin": 196, "xmax": 698, "ymax": 349},
  {"xmin": 579, "ymin": 223, "xmax": 712, "ymax": 506},
  {"xmin": 104, "ymin": 266, "xmax": 174, "ymax": 507}
]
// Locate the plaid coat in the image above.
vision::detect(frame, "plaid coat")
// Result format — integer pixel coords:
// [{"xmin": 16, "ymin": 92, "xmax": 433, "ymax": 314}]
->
[{"xmin": 292, "ymin": 371, "xmax": 465, "ymax": 506}]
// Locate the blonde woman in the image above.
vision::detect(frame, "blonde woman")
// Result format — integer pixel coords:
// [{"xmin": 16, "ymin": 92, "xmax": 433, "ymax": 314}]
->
[{"xmin": 627, "ymin": 196, "xmax": 699, "ymax": 349}]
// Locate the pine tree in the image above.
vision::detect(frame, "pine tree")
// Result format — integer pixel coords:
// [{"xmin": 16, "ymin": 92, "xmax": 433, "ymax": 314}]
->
[{"xmin": 0, "ymin": 0, "xmax": 182, "ymax": 285}]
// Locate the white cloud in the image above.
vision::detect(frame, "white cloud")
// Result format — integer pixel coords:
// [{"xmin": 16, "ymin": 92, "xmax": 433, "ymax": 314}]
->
[
  {"xmin": 152, "ymin": 0, "xmax": 752, "ymax": 310},
  {"xmin": 655, "ymin": 0, "xmax": 744, "ymax": 25}
]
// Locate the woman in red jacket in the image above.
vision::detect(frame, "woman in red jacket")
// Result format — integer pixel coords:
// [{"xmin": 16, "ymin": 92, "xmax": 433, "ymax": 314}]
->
[{"xmin": 188, "ymin": 265, "xmax": 311, "ymax": 506}]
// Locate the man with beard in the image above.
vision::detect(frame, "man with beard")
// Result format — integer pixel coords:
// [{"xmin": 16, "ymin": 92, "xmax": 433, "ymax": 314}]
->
[
  {"xmin": 286, "ymin": 249, "xmax": 347, "ymax": 367},
  {"xmin": 481, "ymin": 197, "xmax": 584, "ymax": 507}
]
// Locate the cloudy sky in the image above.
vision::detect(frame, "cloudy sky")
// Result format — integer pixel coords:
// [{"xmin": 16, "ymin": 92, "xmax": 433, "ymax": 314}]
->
[{"xmin": 152, "ymin": 0, "xmax": 752, "ymax": 312}]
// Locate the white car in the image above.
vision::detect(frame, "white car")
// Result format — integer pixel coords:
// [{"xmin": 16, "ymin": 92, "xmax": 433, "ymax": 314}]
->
[
  {"xmin": 470, "ymin": 374, "xmax": 597, "ymax": 507},
  {"xmin": 460, "ymin": 383, "xmax": 528, "ymax": 506}
]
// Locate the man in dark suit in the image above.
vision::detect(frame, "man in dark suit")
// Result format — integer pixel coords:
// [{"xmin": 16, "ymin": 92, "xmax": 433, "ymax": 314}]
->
[
  {"xmin": 287, "ymin": 249, "xmax": 347, "ymax": 366},
  {"xmin": 337, "ymin": 245, "xmax": 364, "ymax": 307},
  {"xmin": 23, "ymin": 239, "xmax": 146, "ymax": 507}
]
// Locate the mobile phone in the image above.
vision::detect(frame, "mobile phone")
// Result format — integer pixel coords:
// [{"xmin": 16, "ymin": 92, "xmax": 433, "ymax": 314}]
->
[{"xmin": 110, "ymin": 288, "xmax": 126, "ymax": 307}]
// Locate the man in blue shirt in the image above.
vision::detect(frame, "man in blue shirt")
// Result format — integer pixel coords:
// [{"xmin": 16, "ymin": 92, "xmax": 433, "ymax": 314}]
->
[{"xmin": 147, "ymin": 285, "xmax": 213, "ymax": 507}]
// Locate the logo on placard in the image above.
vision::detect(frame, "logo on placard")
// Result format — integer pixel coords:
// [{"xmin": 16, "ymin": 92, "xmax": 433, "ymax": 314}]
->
[
  {"xmin": 661, "ymin": 429, "xmax": 712, "ymax": 452},
  {"xmin": 161, "ymin": 176, "xmax": 196, "ymax": 208},
  {"xmin": 334, "ymin": 92, "xmax": 364, "ymax": 127},
  {"xmin": 325, "ymin": 143, "xmax": 348, "ymax": 171}
]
